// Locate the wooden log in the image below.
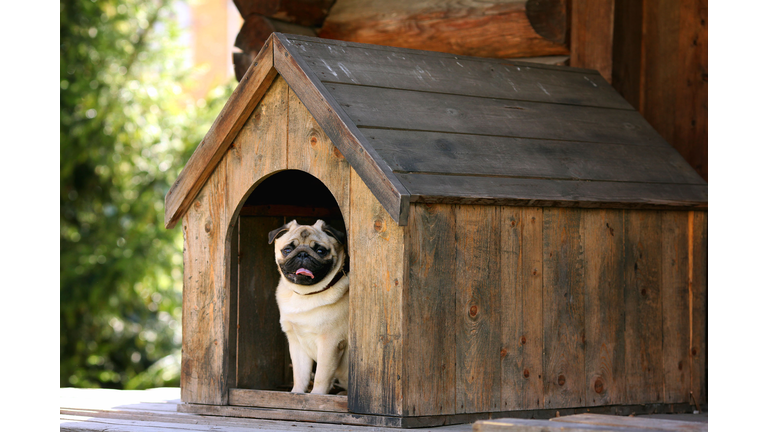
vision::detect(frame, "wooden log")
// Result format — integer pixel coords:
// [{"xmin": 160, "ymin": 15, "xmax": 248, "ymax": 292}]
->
[
  {"xmin": 525, "ymin": 0, "xmax": 569, "ymax": 45},
  {"xmin": 318, "ymin": 0, "xmax": 569, "ymax": 59},
  {"xmin": 165, "ymin": 38, "xmax": 276, "ymax": 229},
  {"xmin": 347, "ymin": 171, "xmax": 405, "ymax": 415},
  {"xmin": 570, "ymin": 0, "xmax": 615, "ymax": 82},
  {"xmin": 402, "ymin": 203, "xmax": 457, "ymax": 416},
  {"xmin": 623, "ymin": 210, "xmax": 664, "ymax": 404},
  {"xmin": 234, "ymin": 16, "xmax": 316, "ymax": 81},
  {"xmin": 455, "ymin": 205, "xmax": 502, "ymax": 413},
  {"xmin": 233, "ymin": 0, "xmax": 336, "ymax": 27},
  {"xmin": 660, "ymin": 211, "xmax": 690, "ymax": 404},
  {"xmin": 500, "ymin": 207, "xmax": 544, "ymax": 410},
  {"xmin": 542, "ymin": 208, "xmax": 585, "ymax": 408},
  {"xmin": 583, "ymin": 209, "xmax": 625, "ymax": 406}
]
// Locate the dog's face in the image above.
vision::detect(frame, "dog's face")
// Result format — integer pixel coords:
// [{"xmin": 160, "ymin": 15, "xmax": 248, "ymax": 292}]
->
[{"xmin": 268, "ymin": 220, "xmax": 346, "ymax": 286}]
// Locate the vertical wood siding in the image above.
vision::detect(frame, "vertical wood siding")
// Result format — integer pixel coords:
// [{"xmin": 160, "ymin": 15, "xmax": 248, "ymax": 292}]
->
[
  {"xmin": 348, "ymin": 171, "xmax": 405, "ymax": 416},
  {"xmin": 404, "ymin": 205, "xmax": 706, "ymax": 415}
]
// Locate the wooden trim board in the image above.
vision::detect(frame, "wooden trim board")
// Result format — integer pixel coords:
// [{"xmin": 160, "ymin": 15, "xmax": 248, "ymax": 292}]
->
[
  {"xmin": 178, "ymin": 402, "xmax": 703, "ymax": 429},
  {"xmin": 229, "ymin": 388, "xmax": 348, "ymax": 412},
  {"xmin": 165, "ymin": 37, "xmax": 278, "ymax": 229}
]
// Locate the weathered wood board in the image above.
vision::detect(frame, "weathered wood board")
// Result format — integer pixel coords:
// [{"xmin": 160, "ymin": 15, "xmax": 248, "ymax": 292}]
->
[
  {"xmin": 542, "ymin": 208, "xmax": 586, "ymax": 408},
  {"xmin": 500, "ymin": 207, "xmax": 544, "ymax": 411},
  {"xmin": 583, "ymin": 210, "xmax": 626, "ymax": 407},
  {"xmin": 455, "ymin": 205, "xmax": 502, "ymax": 413},
  {"xmin": 348, "ymin": 171, "xmax": 405, "ymax": 416},
  {"xmin": 403, "ymin": 203, "xmax": 457, "ymax": 416}
]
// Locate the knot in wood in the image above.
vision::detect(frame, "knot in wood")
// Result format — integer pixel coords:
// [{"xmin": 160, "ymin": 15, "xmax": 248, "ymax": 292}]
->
[
  {"xmin": 641, "ymin": 288, "xmax": 647, "ymax": 296},
  {"xmin": 333, "ymin": 146, "xmax": 344, "ymax": 159},
  {"xmin": 558, "ymin": 375, "xmax": 566, "ymax": 386},
  {"xmin": 500, "ymin": 348, "xmax": 508, "ymax": 359},
  {"xmin": 523, "ymin": 369, "xmax": 530, "ymax": 378},
  {"xmin": 594, "ymin": 378, "xmax": 604, "ymax": 394},
  {"xmin": 310, "ymin": 136, "xmax": 318, "ymax": 147},
  {"xmin": 469, "ymin": 305, "xmax": 478, "ymax": 319},
  {"xmin": 204, "ymin": 220, "xmax": 212, "ymax": 234},
  {"xmin": 373, "ymin": 219, "xmax": 385, "ymax": 232},
  {"xmin": 521, "ymin": 336, "xmax": 526, "ymax": 345}
]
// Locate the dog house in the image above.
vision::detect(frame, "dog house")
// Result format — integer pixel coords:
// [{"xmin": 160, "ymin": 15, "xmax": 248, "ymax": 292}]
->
[{"xmin": 165, "ymin": 33, "xmax": 707, "ymax": 428}]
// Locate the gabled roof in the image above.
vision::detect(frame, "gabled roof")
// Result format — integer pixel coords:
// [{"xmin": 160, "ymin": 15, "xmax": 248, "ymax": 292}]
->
[{"xmin": 165, "ymin": 33, "xmax": 706, "ymax": 229}]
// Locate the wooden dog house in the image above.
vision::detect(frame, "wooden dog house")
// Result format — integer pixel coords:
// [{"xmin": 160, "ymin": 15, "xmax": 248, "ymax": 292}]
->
[{"xmin": 165, "ymin": 33, "xmax": 707, "ymax": 428}]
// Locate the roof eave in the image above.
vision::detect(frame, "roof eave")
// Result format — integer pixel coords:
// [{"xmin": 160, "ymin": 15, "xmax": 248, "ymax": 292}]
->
[{"xmin": 164, "ymin": 36, "xmax": 278, "ymax": 229}]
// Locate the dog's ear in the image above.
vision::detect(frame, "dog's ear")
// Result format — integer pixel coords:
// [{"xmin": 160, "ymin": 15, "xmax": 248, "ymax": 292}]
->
[
  {"xmin": 268, "ymin": 223, "xmax": 291, "ymax": 244},
  {"xmin": 320, "ymin": 221, "xmax": 346, "ymax": 246}
]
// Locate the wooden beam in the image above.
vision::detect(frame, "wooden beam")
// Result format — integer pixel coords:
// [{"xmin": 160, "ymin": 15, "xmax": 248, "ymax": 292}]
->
[
  {"xmin": 611, "ymin": 0, "xmax": 708, "ymax": 181},
  {"xmin": 570, "ymin": 0, "xmax": 615, "ymax": 82},
  {"xmin": 318, "ymin": 0, "xmax": 569, "ymax": 59},
  {"xmin": 165, "ymin": 37, "xmax": 277, "ymax": 229}
]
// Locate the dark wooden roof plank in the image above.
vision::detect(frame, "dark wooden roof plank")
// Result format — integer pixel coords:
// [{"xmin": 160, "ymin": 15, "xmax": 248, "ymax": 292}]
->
[
  {"xmin": 326, "ymin": 83, "xmax": 669, "ymax": 147},
  {"xmin": 284, "ymin": 33, "xmax": 598, "ymax": 75},
  {"xmin": 399, "ymin": 174, "xmax": 707, "ymax": 209},
  {"xmin": 289, "ymin": 38, "xmax": 634, "ymax": 110},
  {"xmin": 365, "ymin": 129, "xmax": 706, "ymax": 186}
]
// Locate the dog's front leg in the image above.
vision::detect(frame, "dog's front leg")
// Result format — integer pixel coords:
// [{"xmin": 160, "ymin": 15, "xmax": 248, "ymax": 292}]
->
[
  {"xmin": 286, "ymin": 331, "xmax": 313, "ymax": 393},
  {"xmin": 310, "ymin": 337, "xmax": 344, "ymax": 394}
]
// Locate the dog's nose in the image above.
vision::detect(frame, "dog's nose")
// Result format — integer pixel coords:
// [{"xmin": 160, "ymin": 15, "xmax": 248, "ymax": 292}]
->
[{"xmin": 297, "ymin": 251, "xmax": 308, "ymax": 259}]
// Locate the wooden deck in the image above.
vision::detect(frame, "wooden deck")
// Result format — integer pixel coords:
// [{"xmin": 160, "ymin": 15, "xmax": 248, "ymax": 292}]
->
[{"xmin": 60, "ymin": 388, "xmax": 707, "ymax": 431}]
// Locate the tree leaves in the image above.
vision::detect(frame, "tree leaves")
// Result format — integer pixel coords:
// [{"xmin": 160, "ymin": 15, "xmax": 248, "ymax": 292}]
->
[{"xmin": 60, "ymin": 0, "xmax": 234, "ymax": 389}]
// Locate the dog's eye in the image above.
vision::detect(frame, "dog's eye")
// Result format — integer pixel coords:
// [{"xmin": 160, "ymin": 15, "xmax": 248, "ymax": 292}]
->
[
  {"xmin": 281, "ymin": 246, "xmax": 293, "ymax": 256},
  {"xmin": 315, "ymin": 247, "xmax": 327, "ymax": 256}
]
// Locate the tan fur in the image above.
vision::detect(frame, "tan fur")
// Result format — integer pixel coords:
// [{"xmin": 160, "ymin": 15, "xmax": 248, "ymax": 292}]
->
[{"xmin": 273, "ymin": 220, "xmax": 349, "ymax": 394}]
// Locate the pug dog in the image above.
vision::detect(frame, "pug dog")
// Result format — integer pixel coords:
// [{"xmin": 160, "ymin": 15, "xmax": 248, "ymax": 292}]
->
[{"xmin": 268, "ymin": 219, "xmax": 349, "ymax": 394}]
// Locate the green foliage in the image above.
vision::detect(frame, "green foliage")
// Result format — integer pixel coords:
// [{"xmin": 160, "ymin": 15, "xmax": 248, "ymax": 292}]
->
[{"xmin": 60, "ymin": 0, "xmax": 234, "ymax": 389}]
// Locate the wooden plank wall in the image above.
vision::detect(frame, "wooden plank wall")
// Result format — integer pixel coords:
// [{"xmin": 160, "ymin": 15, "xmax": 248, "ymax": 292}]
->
[
  {"xmin": 181, "ymin": 76, "xmax": 363, "ymax": 404},
  {"xmin": 402, "ymin": 205, "xmax": 707, "ymax": 415}
]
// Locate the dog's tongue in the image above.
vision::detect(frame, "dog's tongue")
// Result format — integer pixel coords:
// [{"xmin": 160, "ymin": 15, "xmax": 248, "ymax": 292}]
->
[{"xmin": 295, "ymin": 268, "xmax": 314, "ymax": 279}]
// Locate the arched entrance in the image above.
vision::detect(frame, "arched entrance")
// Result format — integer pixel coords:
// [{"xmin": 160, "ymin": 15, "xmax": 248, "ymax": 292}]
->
[{"xmin": 227, "ymin": 169, "xmax": 346, "ymax": 392}]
